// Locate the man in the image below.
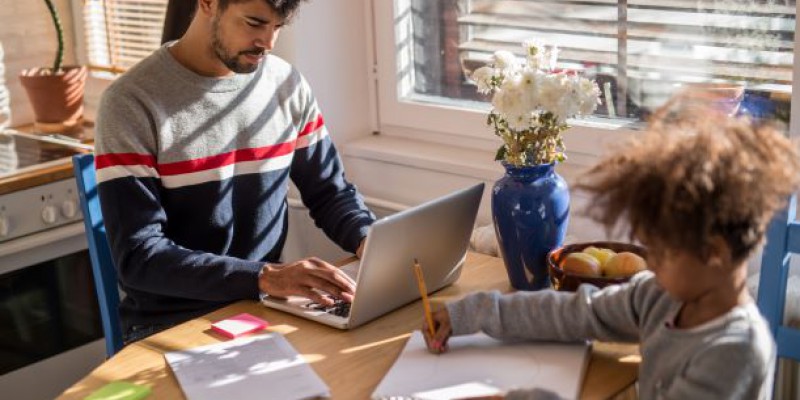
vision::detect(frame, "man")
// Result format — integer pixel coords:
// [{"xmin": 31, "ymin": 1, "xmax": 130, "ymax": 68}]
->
[{"xmin": 95, "ymin": 0, "xmax": 374, "ymax": 342}]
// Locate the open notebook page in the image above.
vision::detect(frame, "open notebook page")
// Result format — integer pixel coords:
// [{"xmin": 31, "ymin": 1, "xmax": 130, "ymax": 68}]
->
[
  {"xmin": 165, "ymin": 333, "xmax": 328, "ymax": 400},
  {"xmin": 373, "ymin": 331, "xmax": 589, "ymax": 400}
]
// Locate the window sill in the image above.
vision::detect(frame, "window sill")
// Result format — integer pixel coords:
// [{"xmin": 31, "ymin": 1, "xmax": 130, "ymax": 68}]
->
[
  {"xmin": 342, "ymin": 135, "xmax": 503, "ymax": 181},
  {"xmin": 341, "ymin": 134, "xmax": 603, "ymax": 185},
  {"xmin": 341, "ymin": 134, "xmax": 608, "ymax": 238}
]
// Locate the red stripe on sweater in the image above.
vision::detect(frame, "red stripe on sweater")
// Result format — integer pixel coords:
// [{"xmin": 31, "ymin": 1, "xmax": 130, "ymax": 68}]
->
[
  {"xmin": 96, "ymin": 115, "xmax": 325, "ymax": 176},
  {"xmin": 95, "ymin": 153, "xmax": 157, "ymax": 169},
  {"xmin": 157, "ymin": 141, "xmax": 297, "ymax": 176},
  {"xmin": 299, "ymin": 115, "xmax": 324, "ymax": 137}
]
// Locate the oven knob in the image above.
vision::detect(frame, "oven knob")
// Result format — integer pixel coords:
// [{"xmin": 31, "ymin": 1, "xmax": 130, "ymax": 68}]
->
[
  {"xmin": 61, "ymin": 199, "xmax": 78, "ymax": 218},
  {"xmin": 0, "ymin": 216, "xmax": 9, "ymax": 237},
  {"xmin": 41, "ymin": 205, "xmax": 58, "ymax": 224}
]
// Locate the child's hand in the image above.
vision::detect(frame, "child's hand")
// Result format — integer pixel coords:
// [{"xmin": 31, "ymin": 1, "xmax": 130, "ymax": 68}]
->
[{"xmin": 422, "ymin": 307, "xmax": 452, "ymax": 354}]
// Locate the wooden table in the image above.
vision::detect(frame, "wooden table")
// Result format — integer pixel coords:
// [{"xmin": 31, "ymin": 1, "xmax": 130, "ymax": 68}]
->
[{"xmin": 59, "ymin": 252, "xmax": 639, "ymax": 400}]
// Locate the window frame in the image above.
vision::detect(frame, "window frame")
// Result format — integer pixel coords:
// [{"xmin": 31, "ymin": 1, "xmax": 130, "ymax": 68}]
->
[{"xmin": 371, "ymin": 0, "xmax": 800, "ymax": 158}]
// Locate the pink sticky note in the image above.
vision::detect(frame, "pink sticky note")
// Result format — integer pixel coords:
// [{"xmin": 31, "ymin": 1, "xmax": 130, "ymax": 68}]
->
[{"xmin": 211, "ymin": 313, "xmax": 269, "ymax": 339}]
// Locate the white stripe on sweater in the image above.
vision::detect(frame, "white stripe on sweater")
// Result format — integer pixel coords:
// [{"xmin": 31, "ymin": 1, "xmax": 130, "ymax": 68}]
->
[{"xmin": 96, "ymin": 164, "xmax": 160, "ymax": 184}]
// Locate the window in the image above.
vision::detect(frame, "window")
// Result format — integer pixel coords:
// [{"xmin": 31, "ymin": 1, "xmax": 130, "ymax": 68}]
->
[
  {"xmin": 373, "ymin": 0, "xmax": 798, "ymax": 148},
  {"xmin": 81, "ymin": 0, "xmax": 168, "ymax": 76}
]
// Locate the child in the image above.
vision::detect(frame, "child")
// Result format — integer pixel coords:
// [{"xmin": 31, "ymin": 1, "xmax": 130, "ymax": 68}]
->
[{"xmin": 423, "ymin": 109, "xmax": 800, "ymax": 399}]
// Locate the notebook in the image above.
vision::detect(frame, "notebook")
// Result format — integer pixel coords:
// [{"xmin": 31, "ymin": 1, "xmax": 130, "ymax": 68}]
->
[
  {"xmin": 373, "ymin": 331, "xmax": 590, "ymax": 400},
  {"xmin": 262, "ymin": 183, "xmax": 484, "ymax": 329},
  {"xmin": 165, "ymin": 333, "xmax": 328, "ymax": 400}
]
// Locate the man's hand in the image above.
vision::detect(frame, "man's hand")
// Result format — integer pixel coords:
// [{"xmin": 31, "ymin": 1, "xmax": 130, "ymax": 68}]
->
[
  {"xmin": 422, "ymin": 307, "xmax": 453, "ymax": 354},
  {"xmin": 356, "ymin": 237, "xmax": 367, "ymax": 259},
  {"xmin": 259, "ymin": 257, "xmax": 355, "ymax": 306}
]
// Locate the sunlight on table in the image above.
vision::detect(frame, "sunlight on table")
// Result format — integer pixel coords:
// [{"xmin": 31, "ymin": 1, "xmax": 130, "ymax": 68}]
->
[{"xmin": 340, "ymin": 333, "xmax": 412, "ymax": 355}]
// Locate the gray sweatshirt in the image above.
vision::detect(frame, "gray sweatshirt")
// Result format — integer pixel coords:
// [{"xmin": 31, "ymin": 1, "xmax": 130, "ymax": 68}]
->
[
  {"xmin": 447, "ymin": 271, "xmax": 775, "ymax": 399},
  {"xmin": 95, "ymin": 44, "xmax": 374, "ymax": 330}
]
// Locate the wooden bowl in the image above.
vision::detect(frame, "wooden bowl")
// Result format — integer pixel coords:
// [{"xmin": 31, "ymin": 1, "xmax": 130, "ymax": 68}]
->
[{"xmin": 548, "ymin": 241, "xmax": 648, "ymax": 291}]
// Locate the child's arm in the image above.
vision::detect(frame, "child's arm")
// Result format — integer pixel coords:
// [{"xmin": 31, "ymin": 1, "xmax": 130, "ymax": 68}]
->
[{"xmin": 444, "ymin": 272, "xmax": 659, "ymax": 343}]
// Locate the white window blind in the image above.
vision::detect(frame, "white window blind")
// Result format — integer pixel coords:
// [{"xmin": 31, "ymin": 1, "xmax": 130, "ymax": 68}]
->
[
  {"xmin": 406, "ymin": 0, "xmax": 795, "ymax": 122},
  {"xmin": 82, "ymin": 0, "xmax": 168, "ymax": 74},
  {"xmin": 0, "ymin": 42, "xmax": 10, "ymax": 129}
]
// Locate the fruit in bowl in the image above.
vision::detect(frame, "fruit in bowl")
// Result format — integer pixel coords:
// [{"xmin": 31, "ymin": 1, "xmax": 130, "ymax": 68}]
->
[
  {"xmin": 561, "ymin": 252, "xmax": 602, "ymax": 276},
  {"xmin": 582, "ymin": 246, "xmax": 616, "ymax": 267},
  {"xmin": 604, "ymin": 251, "xmax": 647, "ymax": 277},
  {"xmin": 549, "ymin": 241, "xmax": 648, "ymax": 291}
]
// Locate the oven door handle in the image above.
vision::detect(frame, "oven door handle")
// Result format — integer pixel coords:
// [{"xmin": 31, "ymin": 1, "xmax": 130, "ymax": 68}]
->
[{"xmin": 0, "ymin": 223, "xmax": 87, "ymax": 275}]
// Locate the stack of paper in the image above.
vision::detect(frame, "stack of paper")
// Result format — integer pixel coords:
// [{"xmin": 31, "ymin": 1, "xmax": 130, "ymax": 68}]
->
[
  {"xmin": 165, "ymin": 333, "xmax": 328, "ymax": 400},
  {"xmin": 373, "ymin": 331, "xmax": 589, "ymax": 400}
]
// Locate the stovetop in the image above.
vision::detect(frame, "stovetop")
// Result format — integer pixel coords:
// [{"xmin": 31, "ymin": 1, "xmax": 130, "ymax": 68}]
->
[
  {"xmin": 0, "ymin": 130, "xmax": 92, "ymax": 179},
  {"xmin": 0, "ymin": 130, "xmax": 94, "ymax": 242}
]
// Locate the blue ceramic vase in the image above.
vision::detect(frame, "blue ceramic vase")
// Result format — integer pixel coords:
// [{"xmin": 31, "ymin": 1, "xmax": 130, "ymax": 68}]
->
[{"xmin": 492, "ymin": 162, "xmax": 569, "ymax": 290}]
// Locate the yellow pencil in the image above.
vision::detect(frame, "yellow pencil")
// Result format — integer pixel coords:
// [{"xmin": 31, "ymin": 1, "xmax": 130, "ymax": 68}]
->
[{"xmin": 413, "ymin": 258, "xmax": 436, "ymax": 338}]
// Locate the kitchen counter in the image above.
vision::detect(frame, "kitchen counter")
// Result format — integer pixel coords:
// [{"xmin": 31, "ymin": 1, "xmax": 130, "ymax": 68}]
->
[{"xmin": 0, "ymin": 124, "xmax": 94, "ymax": 195}]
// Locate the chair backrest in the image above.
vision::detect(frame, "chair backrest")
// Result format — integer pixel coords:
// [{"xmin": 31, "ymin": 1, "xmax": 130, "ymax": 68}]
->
[
  {"xmin": 758, "ymin": 194, "xmax": 800, "ymax": 362},
  {"xmin": 73, "ymin": 153, "xmax": 123, "ymax": 357}
]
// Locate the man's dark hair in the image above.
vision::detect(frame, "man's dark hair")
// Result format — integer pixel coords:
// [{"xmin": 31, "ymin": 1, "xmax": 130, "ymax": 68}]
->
[{"xmin": 217, "ymin": 0, "xmax": 308, "ymax": 19}]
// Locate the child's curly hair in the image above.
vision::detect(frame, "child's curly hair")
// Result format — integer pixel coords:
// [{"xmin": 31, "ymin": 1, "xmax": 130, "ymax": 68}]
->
[{"xmin": 577, "ymin": 109, "xmax": 800, "ymax": 264}]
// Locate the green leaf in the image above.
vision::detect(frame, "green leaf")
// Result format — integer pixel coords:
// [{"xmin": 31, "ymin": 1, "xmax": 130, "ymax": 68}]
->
[
  {"xmin": 44, "ymin": 0, "xmax": 64, "ymax": 72},
  {"xmin": 495, "ymin": 145, "xmax": 507, "ymax": 161}
]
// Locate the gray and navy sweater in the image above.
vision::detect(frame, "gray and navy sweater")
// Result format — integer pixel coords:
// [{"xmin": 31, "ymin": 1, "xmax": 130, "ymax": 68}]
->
[{"xmin": 95, "ymin": 44, "xmax": 375, "ymax": 331}]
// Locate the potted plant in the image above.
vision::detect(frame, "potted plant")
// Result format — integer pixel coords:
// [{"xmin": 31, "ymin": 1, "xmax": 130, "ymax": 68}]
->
[
  {"xmin": 471, "ymin": 40, "xmax": 600, "ymax": 290},
  {"xmin": 19, "ymin": 0, "xmax": 87, "ymax": 135}
]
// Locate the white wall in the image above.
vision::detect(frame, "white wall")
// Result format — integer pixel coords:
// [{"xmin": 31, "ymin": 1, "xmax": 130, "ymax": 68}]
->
[
  {"xmin": 273, "ymin": 0, "xmax": 374, "ymax": 144},
  {"xmin": 0, "ymin": 0, "xmax": 78, "ymax": 127}
]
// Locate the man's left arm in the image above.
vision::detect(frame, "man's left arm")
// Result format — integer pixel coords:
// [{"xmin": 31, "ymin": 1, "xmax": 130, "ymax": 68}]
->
[{"xmin": 289, "ymin": 77, "xmax": 375, "ymax": 254}]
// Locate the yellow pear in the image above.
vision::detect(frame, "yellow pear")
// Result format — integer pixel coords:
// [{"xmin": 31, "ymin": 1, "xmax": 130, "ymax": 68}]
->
[
  {"xmin": 561, "ymin": 252, "xmax": 601, "ymax": 277},
  {"xmin": 603, "ymin": 252, "xmax": 647, "ymax": 277},
  {"xmin": 582, "ymin": 246, "xmax": 616, "ymax": 266}
]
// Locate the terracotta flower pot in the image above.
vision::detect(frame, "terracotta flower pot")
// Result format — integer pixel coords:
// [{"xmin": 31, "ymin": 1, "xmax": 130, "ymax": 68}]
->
[{"xmin": 19, "ymin": 65, "xmax": 87, "ymax": 135}]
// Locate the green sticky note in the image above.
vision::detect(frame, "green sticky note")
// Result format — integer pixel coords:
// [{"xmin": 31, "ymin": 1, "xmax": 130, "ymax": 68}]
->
[{"xmin": 84, "ymin": 381, "xmax": 151, "ymax": 400}]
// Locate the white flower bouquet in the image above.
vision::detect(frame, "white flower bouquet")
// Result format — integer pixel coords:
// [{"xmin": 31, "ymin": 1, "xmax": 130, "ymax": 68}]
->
[{"xmin": 472, "ymin": 40, "xmax": 601, "ymax": 166}]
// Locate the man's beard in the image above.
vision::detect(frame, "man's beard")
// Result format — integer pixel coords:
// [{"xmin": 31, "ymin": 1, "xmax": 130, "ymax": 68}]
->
[{"xmin": 211, "ymin": 18, "xmax": 263, "ymax": 74}]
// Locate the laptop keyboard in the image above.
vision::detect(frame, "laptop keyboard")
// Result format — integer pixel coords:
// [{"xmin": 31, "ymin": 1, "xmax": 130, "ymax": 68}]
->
[
  {"xmin": 303, "ymin": 298, "xmax": 351, "ymax": 318},
  {"xmin": 297, "ymin": 262, "xmax": 359, "ymax": 318}
]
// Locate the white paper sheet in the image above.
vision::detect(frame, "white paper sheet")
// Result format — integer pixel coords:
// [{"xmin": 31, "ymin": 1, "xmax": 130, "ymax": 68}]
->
[
  {"xmin": 165, "ymin": 333, "xmax": 329, "ymax": 400},
  {"xmin": 373, "ymin": 331, "xmax": 589, "ymax": 400}
]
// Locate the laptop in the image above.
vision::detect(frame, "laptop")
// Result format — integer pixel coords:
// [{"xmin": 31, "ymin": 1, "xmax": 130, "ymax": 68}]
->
[{"xmin": 262, "ymin": 183, "xmax": 484, "ymax": 329}]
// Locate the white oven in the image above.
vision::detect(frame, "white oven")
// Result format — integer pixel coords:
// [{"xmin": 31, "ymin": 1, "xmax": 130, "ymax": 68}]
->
[{"xmin": 0, "ymin": 131, "xmax": 105, "ymax": 399}]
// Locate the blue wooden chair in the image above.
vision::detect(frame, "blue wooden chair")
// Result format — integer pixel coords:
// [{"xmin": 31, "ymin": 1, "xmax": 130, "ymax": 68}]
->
[
  {"xmin": 758, "ymin": 194, "xmax": 800, "ymax": 363},
  {"xmin": 73, "ymin": 153, "xmax": 124, "ymax": 357}
]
